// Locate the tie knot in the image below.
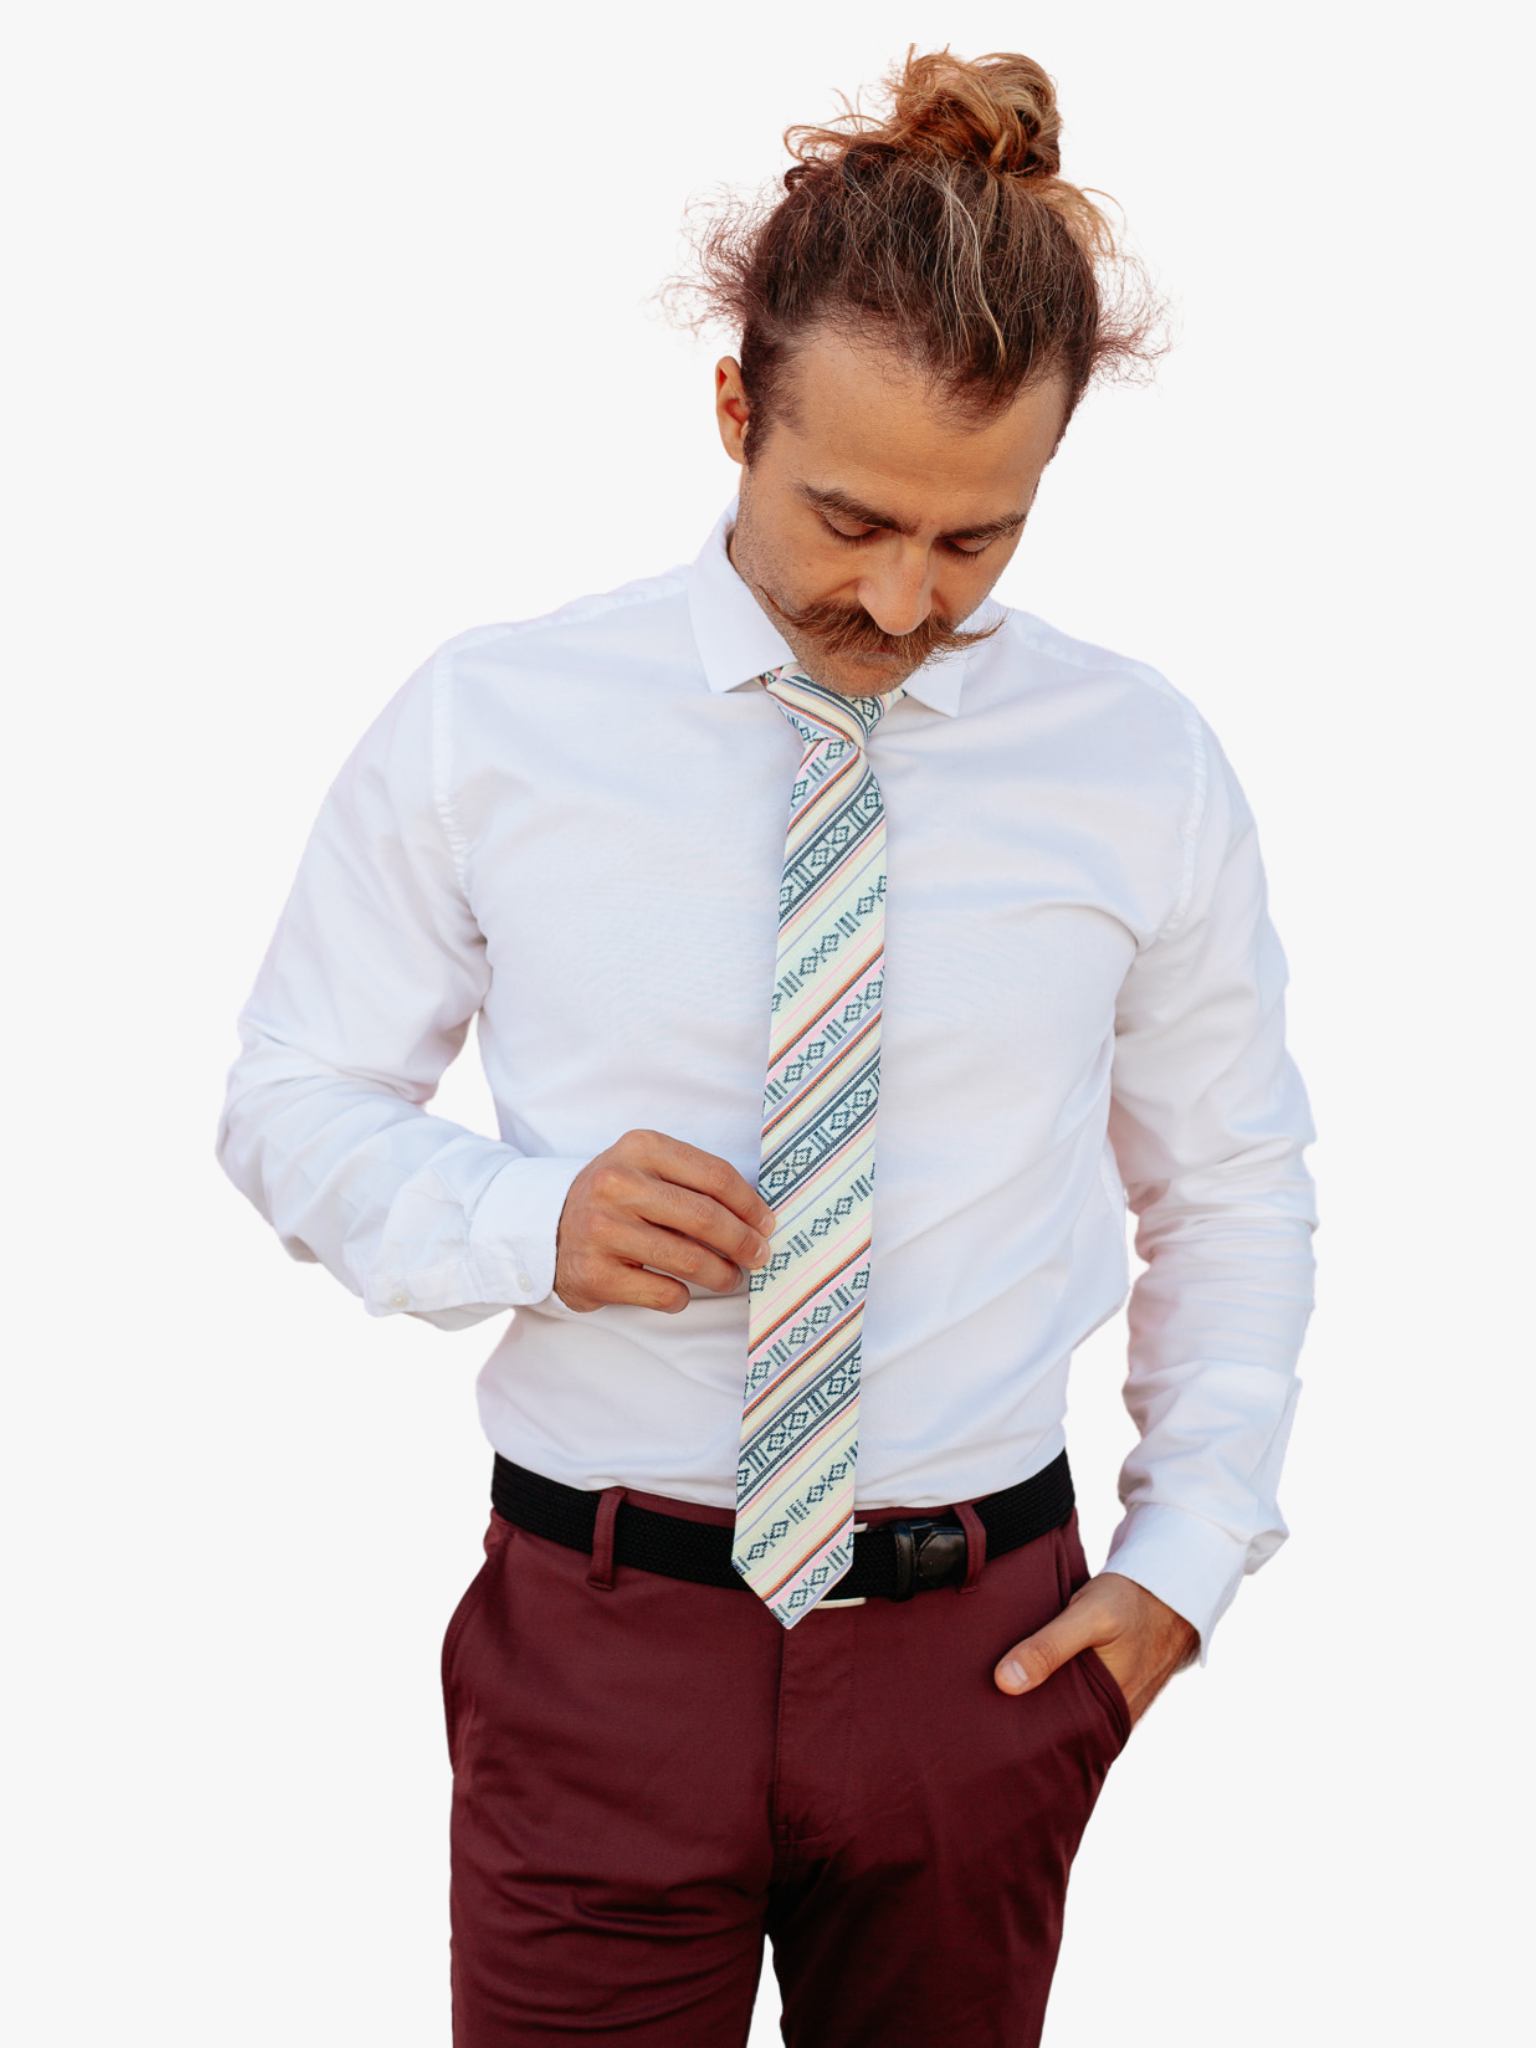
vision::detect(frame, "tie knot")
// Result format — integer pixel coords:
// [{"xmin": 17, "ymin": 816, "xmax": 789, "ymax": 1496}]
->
[{"xmin": 761, "ymin": 666, "xmax": 903, "ymax": 752}]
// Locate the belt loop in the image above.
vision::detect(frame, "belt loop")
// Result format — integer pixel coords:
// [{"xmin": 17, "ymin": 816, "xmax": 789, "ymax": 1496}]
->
[
  {"xmin": 587, "ymin": 1487, "xmax": 625, "ymax": 1591},
  {"xmin": 956, "ymin": 1500, "xmax": 987, "ymax": 1593}
]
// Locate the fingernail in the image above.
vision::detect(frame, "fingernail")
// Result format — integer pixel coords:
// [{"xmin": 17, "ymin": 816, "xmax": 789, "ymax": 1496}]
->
[{"xmin": 1001, "ymin": 1660, "xmax": 1028, "ymax": 1692}]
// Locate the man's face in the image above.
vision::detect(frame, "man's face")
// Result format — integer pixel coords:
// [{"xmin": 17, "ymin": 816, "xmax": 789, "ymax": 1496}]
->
[{"xmin": 716, "ymin": 329, "xmax": 1069, "ymax": 697}]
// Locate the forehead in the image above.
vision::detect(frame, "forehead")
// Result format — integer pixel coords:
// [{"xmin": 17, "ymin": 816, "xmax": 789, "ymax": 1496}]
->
[{"xmin": 772, "ymin": 327, "xmax": 1067, "ymax": 521}]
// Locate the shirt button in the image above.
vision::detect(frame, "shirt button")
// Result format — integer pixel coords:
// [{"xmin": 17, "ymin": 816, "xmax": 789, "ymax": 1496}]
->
[
  {"xmin": 514, "ymin": 1268, "xmax": 532, "ymax": 1293},
  {"xmin": 389, "ymin": 1289, "xmax": 409, "ymax": 1309}
]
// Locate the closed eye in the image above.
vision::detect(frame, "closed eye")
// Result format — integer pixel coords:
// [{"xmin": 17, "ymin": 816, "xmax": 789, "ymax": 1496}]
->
[{"xmin": 823, "ymin": 518, "xmax": 999, "ymax": 556}]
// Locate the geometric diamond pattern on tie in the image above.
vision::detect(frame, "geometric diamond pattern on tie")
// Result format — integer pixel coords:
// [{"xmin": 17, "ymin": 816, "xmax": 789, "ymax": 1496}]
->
[{"xmin": 732, "ymin": 664, "xmax": 904, "ymax": 1626}]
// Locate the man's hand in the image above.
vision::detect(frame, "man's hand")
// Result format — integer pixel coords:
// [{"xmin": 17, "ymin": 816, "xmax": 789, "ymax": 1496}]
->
[
  {"xmin": 993, "ymin": 1571, "xmax": 1199, "ymax": 1726},
  {"xmin": 554, "ymin": 1129, "xmax": 777, "ymax": 1314}
]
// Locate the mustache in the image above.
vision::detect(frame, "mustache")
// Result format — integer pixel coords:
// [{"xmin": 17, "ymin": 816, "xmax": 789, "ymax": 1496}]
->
[{"xmin": 766, "ymin": 591, "xmax": 1001, "ymax": 667}]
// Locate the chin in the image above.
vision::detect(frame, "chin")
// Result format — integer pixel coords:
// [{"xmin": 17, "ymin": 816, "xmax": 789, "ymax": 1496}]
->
[{"xmin": 831, "ymin": 655, "xmax": 910, "ymax": 697}]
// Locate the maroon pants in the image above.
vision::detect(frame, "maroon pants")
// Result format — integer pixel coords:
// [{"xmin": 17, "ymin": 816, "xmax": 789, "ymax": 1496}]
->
[{"xmin": 442, "ymin": 1491, "xmax": 1129, "ymax": 2047}]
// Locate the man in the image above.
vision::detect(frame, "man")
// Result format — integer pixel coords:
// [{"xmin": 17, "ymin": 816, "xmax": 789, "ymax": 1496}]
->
[{"xmin": 219, "ymin": 48, "xmax": 1315, "ymax": 2048}]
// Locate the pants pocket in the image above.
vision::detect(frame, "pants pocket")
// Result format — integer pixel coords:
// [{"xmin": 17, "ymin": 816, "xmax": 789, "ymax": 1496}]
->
[
  {"xmin": 442, "ymin": 1513, "xmax": 514, "ymax": 1767},
  {"xmin": 1073, "ymin": 1645, "xmax": 1133, "ymax": 1756},
  {"xmin": 1052, "ymin": 1518, "xmax": 1132, "ymax": 1758}
]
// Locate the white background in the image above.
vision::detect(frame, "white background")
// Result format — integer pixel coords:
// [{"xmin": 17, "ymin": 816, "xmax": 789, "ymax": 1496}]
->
[{"xmin": 4, "ymin": 1, "xmax": 1530, "ymax": 2041}]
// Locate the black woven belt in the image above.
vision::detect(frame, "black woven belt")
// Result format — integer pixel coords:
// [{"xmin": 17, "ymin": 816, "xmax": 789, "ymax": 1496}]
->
[{"xmin": 491, "ymin": 1450, "xmax": 1073, "ymax": 1601}]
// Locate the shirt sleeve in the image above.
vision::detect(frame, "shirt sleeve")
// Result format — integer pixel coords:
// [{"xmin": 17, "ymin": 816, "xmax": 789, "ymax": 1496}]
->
[
  {"xmin": 1103, "ymin": 717, "xmax": 1317, "ymax": 1653},
  {"xmin": 216, "ymin": 648, "xmax": 588, "ymax": 1329}
]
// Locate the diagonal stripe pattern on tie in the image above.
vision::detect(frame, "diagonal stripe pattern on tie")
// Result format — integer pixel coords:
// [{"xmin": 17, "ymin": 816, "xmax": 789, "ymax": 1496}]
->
[{"xmin": 732, "ymin": 664, "xmax": 904, "ymax": 1626}]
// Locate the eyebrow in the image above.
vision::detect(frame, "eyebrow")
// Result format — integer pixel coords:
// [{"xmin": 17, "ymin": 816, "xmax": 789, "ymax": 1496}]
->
[{"xmin": 797, "ymin": 482, "xmax": 1030, "ymax": 544}]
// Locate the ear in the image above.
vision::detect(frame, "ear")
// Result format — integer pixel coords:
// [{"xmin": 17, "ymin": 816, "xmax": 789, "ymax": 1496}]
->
[{"xmin": 714, "ymin": 357, "xmax": 750, "ymax": 466}]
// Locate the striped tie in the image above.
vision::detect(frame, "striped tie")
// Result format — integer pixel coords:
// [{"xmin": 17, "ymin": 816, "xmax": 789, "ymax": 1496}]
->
[{"xmin": 732, "ymin": 665, "xmax": 903, "ymax": 1626}]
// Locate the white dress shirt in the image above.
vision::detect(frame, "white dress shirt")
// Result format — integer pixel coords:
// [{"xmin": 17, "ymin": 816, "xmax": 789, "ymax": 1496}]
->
[{"xmin": 218, "ymin": 505, "xmax": 1316, "ymax": 1645}]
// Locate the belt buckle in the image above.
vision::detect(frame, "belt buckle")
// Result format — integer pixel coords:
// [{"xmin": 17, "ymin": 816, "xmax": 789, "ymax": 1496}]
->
[{"xmin": 890, "ymin": 1517, "xmax": 967, "ymax": 1601}]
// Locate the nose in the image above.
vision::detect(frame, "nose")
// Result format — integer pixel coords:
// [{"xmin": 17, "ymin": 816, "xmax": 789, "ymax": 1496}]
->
[{"xmin": 858, "ymin": 543, "xmax": 934, "ymax": 638}]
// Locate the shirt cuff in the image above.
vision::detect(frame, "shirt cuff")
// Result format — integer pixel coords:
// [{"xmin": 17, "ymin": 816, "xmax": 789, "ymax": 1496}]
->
[
  {"xmin": 365, "ymin": 1152, "xmax": 589, "ymax": 1322},
  {"xmin": 1101, "ymin": 1501, "xmax": 1253, "ymax": 1662}
]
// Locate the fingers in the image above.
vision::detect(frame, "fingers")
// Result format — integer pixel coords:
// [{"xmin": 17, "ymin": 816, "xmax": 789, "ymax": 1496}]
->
[
  {"xmin": 553, "ymin": 1130, "xmax": 778, "ymax": 1314},
  {"xmin": 590, "ymin": 1133, "xmax": 774, "ymax": 1272},
  {"xmin": 993, "ymin": 1590, "xmax": 1105, "ymax": 1696},
  {"xmin": 611, "ymin": 1219, "xmax": 747, "ymax": 1299},
  {"xmin": 633, "ymin": 1176, "xmax": 773, "ymax": 1277},
  {"xmin": 992, "ymin": 1573, "xmax": 1200, "ymax": 1720},
  {"xmin": 560, "ymin": 1256, "xmax": 692, "ymax": 1316},
  {"xmin": 620, "ymin": 1130, "xmax": 777, "ymax": 1238}
]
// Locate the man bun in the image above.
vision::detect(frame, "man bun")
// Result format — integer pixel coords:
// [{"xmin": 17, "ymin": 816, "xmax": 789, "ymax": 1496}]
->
[
  {"xmin": 667, "ymin": 46, "xmax": 1162, "ymax": 451},
  {"xmin": 788, "ymin": 49, "xmax": 1063, "ymax": 186}
]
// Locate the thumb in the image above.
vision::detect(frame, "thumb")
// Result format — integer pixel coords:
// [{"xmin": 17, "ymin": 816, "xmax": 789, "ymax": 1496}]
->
[{"xmin": 994, "ymin": 1596, "xmax": 1100, "ymax": 1696}]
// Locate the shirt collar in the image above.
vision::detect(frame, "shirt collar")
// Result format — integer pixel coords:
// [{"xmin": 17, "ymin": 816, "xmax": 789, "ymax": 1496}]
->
[{"xmin": 686, "ymin": 500, "xmax": 999, "ymax": 718}]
